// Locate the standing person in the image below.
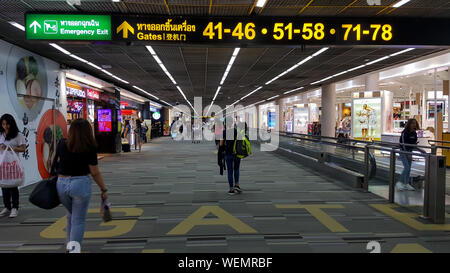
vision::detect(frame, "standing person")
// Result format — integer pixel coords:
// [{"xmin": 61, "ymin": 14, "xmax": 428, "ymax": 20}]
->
[
  {"xmin": 130, "ymin": 117, "xmax": 137, "ymax": 150},
  {"xmin": 397, "ymin": 118, "xmax": 422, "ymax": 191},
  {"xmin": 214, "ymin": 118, "xmax": 223, "ymax": 146},
  {"xmin": 122, "ymin": 120, "xmax": 131, "ymax": 153},
  {"xmin": 219, "ymin": 118, "xmax": 243, "ymax": 195},
  {"xmin": 53, "ymin": 118, "xmax": 108, "ymax": 249},
  {"xmin": 0, "ymin": 114, "xmax": 26, "ymax": 218},
  {"xmin": 135, "ymin": 119, "xmax": 143, "ymax": 152}
]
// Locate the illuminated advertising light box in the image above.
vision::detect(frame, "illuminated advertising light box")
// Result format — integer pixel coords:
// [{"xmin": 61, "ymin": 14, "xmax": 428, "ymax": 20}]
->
[
  {"xmin": 268, "ymin": 111, "xmax": 276, "ymax": 129},
  {"xmin": 98, "ymin": 109, "xmax": 112, "ymax": 132},
  {"xmin": 293, "ymin": 107, "xmax": 309, "ymax": 134},
  {"xmin": 352, "ymin": 98, "xmax": 381, "ymax": 141},
  {"xmin": 86, "ymin": 89, "xmax": 100, "ymax": 100},
  {"xmin": 152, "ymin": 111, "xmax": 161, "ymax": 120},
  {"xmin": 427, "ymin": 101, "xmax": 445, "ymax": 120}
]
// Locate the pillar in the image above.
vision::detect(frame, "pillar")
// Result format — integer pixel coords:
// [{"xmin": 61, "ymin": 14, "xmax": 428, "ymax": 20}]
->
[
  {"xmin": 277, "ymin": 98, "xmax": 285, "ymax": 132},
  {"xmin": 365, "ymin": 73, "xmax": 379, "ymax": 92},
  {"xmin": 321, "ymin": 83, "xmax": 336, "ymax": 137},
  {"xmin": 143, "ymin": 101, "xmax": 150, "ymax": 120}
]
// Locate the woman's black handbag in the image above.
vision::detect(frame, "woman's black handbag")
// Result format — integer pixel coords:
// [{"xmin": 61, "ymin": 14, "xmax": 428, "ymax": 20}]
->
[{"xmin": 28, "ymin": 176, "xmax": 61, "ymax": 209}]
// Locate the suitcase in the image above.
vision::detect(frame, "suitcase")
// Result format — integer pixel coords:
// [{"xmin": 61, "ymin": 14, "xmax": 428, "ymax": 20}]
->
[{"xmin": 122, "ymin": 143, "xmax": 131, "ymax": 152}]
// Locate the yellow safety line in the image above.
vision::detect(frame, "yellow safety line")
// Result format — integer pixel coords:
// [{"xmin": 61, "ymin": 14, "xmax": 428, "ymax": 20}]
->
[
  {"xmin": 391, "ymin": 244, "xmax": 432, "ymax": 253},
  {"xmin": 209, "ymin": 0, "xmax": 213, "ymax": 15},
  {"xmin": 142, "ymin": 249, "xmax": 165, "ymax": 253},
  {"xmin": 337, "ymin": 0, "xmax": 358, "ymax": 14},
  {"xmin": 298, "ymin": 0, "xmax": 314, "ymax": 15}
]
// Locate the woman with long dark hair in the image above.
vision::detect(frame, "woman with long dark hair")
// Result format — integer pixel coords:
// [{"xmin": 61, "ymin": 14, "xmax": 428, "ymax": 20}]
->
[
  {"xmin": 53, "ymin": 118, "xmax": 108, "ymax": 249},
  {"xmin": 0, "ymin": 114, "xmax": 26, "ymax": 218},
  {"xmin": 397, "ymin": 118, "xmax": 422, "ymax": 191}
]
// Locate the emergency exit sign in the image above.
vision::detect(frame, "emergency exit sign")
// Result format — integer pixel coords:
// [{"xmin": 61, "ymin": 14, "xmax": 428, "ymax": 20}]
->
[{"xmin": 26, "ymin": 14, "xmax": 112, "ymax": 40}]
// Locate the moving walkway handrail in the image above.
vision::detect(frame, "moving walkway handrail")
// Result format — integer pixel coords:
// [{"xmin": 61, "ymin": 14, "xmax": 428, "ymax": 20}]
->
[
  {"xmin": 278, "ymin": 131, "xmax": 435, "ymax": 150},
  {"xmin": 262, "ymin": 130, "xmax": 445, "ymax": 224},
  {"xmin": 278, "ymin": 133, "xmax": 366, "ymax": 152}
]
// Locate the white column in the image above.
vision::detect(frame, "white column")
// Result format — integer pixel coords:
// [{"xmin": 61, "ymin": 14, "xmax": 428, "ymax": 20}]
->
[
  {"xmin": 321, "ymin": 84, "xmax": 336, "ymax": 137},
  {"xmin": 277, "ymin": 98, "xmax": 285, "ymax": 132},
  {"xmin": 365, "ymin": 73, "xmax": 379, "ymax": 92}
]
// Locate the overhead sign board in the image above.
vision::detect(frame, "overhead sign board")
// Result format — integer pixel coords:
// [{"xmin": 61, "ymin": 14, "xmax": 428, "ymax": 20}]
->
[
  {"xmin": 26, "ymin": 14, "xmax": 111, "ymax": 40},
  {"xmin": 25, "ymin": 13, "xmax": 450, "ymax": 46}
]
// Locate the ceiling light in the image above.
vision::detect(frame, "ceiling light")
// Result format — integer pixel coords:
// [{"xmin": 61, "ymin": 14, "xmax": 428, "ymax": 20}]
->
[
  {"xmin": 66, "ymin": 73, "xmax": 103, "ymax": 89},
  {"xmin": 365, "ymin": 56, "xmax": 390, "ymax": 65},
  {"xmin": 112, "ymin": 0, "xmax": 121, "ymax": 2},
  {"xmin": 256, "ymin": 0, "xmax": 267, "ymax": 8},
  {"xmin": 240, "ymin": 86, "xmax": 263, "ymax": 100},
  {"xmin": 87, "ymin": 62, "xmax": 102, "ymax": 70},
  {"xmin": 312, "ymin": 47, "xmax": 329, "ymax": 57},
  {"xmin": 213, "ymin": 86, "xmax": 222, "ymax": 101},
  {"xmin": 392, "ymin": 0, "xmax": 410, "ymax": 8},
  {"xmin": 160, "ymin": 100, "xmax": 172, "ymax": 106},
  {"xmin": 284, "ymin": 87, "xmax": 304, "ymax": 94},
  {"xmin": 267, "ymin": 95, "xmax": 280, "ymax": 101},
  {"xmin": 112, "ymin": 75, "xmax": 129, "ymax": 84},
  {"xmin": 265, "ymin": 48, "xmax": 327, "ymax": 85},
  {"xmin": 146, "ymin": 45, "xmax": 156, "ymax": 55},
  {"xmin": 346, "ymin": 64, "xmax": 366, "ymax": 72},
  {"xmin": 390, "ymin": 48, "xmax": 415, "ymax": 57},
  {"xmin": 49, "ymin": 43, "xmax": 71, "ymax": 55},
  {"xmin": 133, "ymin": 85, "xmax": 159, "ymax": 100},
  {"xmin": 9, "ymin": 21, "xmax": 25, "ymax": 31},
  {"xmin": 69, "ymin": 54, "xmax": 88, "ymax": 63},
  {"xmin": 101, "ymin": 69, "xmax": 113, "ymax": 76}
]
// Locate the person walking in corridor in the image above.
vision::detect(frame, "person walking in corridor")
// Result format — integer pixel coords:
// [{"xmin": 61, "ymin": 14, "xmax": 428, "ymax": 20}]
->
[
  {"xmin": 219, "ymin": 117, "xmax": 247, "ymax": 195},
  {"xmin": 397, "ymin": 118, "xmax": 423, "ymax": 191},
  {"xmin": 0, "ymin": 114, "xmax": 26, "ymax": 218},
  {"xmin": 53, "ymin": 118, "xmax": 108, "ymax": 250}
]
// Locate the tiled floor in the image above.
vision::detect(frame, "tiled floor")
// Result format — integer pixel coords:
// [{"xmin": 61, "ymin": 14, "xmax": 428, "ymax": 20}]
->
[{"xmin": 0, "ymin": 137, "xmax": 449, "ymax": 253}]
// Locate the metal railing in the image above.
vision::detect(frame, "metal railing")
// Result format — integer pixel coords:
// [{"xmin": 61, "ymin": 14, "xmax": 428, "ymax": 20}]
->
[{"xmin": 256, "ymin": 129, "xmax": 447, "ymax": 224}]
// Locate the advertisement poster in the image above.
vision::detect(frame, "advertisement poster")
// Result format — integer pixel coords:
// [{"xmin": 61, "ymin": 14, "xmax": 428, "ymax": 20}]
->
[
  {"xmin": 0, "ymin": 39, "xmax": 66, "ymax": 191},
  {"xmin": 427, "ymin": 101, "xmax": 445, "ymax": 119},
  {"xmin": 268, "ymin": 111, "xmax": 276, "ymax": 129},
  {"xmin": 353, "ymin": 98, "xmax": 381, "ymax": 141},
  {"xmin": 293, "ymin": 107, "xmax": 309, "ymax": 134},
  {"xmin": 98, "ymin": 109, "xmax": 112, "ymax": 132},
  {"xmin": 285, "ymin": 121, "xmax": 293, "ymax": 133}
]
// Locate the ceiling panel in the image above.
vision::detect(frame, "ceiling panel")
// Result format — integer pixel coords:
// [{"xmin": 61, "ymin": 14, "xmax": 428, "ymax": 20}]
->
[{"xmin": 0, "ymin": 0, "xmax": 447, "ymax": 107}]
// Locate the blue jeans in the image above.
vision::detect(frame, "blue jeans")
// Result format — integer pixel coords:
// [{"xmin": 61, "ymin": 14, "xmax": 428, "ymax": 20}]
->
[
  {"xmin": 56, "ymin": 176, "xmax": 92, "ymax": 245},
  {"xmin": 225, "ymin": 154, "xmax": 241, "ymax": 188},
  {"xmin": 399, "ymin": 153, "xmax": 412, "ymax": 185}
]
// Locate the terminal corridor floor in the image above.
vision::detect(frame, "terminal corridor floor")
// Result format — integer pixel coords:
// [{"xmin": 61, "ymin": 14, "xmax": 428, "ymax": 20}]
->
[{"xmin": 1, "ymin": 137, "xmax": 450, "ymax": 253}]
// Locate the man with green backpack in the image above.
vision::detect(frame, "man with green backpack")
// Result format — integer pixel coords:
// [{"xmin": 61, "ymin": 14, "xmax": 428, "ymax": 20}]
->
[{"xmin": 218, "ymin": 117, "xmax": 250, "ymax": 195}]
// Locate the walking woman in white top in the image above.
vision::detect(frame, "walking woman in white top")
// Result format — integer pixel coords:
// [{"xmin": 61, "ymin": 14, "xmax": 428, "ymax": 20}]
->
[{"xmin": 0, "ymin": 114, "xmax": 26, "ymax": 218}]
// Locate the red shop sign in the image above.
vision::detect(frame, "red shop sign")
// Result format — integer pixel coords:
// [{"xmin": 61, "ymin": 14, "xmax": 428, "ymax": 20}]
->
[
  {"xmin": 86, "ymin": 89, "xmax": 100, "ymax": 100},
  {"xmin": 120, "ymin": 101, "xmax": 129, "ymax": 106},
  {"xmin": 121, "ymin": 110, "xmax": 132, "ymax": 115}
]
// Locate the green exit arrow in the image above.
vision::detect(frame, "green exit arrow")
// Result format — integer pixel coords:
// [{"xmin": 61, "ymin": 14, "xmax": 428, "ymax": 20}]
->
[
  {"xmin": 116, "ymin": 21, "xmax": 134, "ymax": 39},
  {"xmin": 29, "ymin": 20, "xmax": 41, "ymax": 34}
]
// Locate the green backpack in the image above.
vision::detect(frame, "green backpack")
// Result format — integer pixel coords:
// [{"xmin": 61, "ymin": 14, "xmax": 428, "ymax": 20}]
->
[{"xmin": 233, "ymin": 128, "xmax": 251, "ymax": 159}]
